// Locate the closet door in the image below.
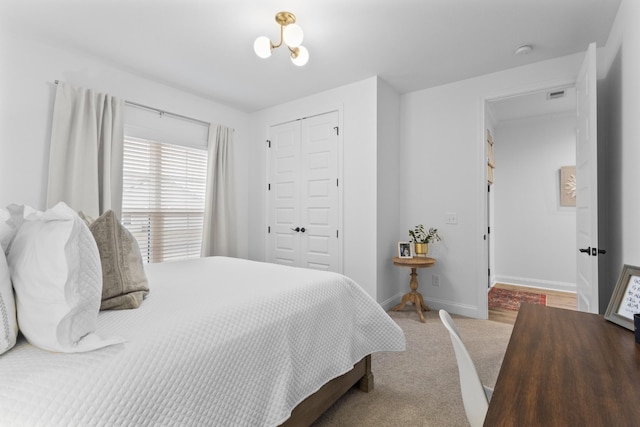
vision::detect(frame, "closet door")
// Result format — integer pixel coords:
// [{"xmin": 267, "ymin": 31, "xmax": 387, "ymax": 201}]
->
[
  {"xmin": 300, "ymin": 112, "xmax": 339, "ymax": 271},
  {"xmin": 266, "ymin": 111, "xmax": 340, "ymax": 272},
  {"xmin": 268, "ymin": 120, "xmax": 301, "ymax": 266}
]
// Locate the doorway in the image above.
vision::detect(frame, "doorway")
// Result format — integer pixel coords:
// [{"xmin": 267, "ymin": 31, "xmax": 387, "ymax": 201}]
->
[{"xmin": 485, "ymin": 87, "xmax": 578, "ymax": 308}]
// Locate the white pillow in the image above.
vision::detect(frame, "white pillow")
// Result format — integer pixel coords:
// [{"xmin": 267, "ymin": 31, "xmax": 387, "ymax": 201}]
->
[
  {"xmin": 0, "ymin": 208, "xmax": 13, "ymax": 251},
  {"xmin": 0, "ymin": 204, "xmax": 36, "ymax": 253},
  {"xmin": 0, "ymin": 248, "xmax": 17, "ymax": 354},
  {"xmin": 7, "ymin": 202, "xmax": 124, "ymax": 352}
]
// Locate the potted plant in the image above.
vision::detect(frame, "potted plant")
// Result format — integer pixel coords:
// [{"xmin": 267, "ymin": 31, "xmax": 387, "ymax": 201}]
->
[{"xmin": 409, "ymin": 224, "xmax": 441, "ymax": 257}]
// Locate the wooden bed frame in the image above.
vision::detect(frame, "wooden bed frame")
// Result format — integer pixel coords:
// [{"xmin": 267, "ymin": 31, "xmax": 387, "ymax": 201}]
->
[{"xmin": 280, "ymin": 355, "xmax": 373, "ymax": 426}]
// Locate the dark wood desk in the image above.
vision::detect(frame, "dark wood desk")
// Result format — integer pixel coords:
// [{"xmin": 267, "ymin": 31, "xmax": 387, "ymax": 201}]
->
[{"xmin": 484, "ymin": 304, "xmax": 640, "ymax": 426}]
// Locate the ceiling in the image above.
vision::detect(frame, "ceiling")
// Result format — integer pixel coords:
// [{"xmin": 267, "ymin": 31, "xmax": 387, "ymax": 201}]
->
[
  {"xmin": 489, "ymin": 86, "xmax": 578, "ymax": 123},
  {"xmin": 0, "ymin": 0, "xmax": 622, "ymax": 113}
]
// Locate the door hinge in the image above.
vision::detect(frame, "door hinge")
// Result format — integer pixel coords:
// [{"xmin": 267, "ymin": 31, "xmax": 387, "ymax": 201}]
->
[
  {"xmin": 336, "ymin": 178, "xmax": 339, "ymax": 187},
  {"xmin": 268, "ymin": 226, "xmax": 271, "ymax": 234},
  {"xmin": 488, "ymin": 226, "xmax": 490, "ymax": 234},
  {"xmin": 267, "ymin": 140, "xmax": 271, "ymax": 148},
  {"xmin": 336, "ymin": 230, "xmax": 339, "ymax": 238},
  {"xmin": 268, "ymin": 183, "xmax": 271, "ymax": 191},
  {"xmin": 333, "ymin": 126, "xmax": 339, "ymax": 135}
]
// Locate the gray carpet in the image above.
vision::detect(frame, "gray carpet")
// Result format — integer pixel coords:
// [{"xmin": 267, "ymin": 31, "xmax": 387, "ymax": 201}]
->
[{"xmin": 312, "ymin": 309, "xmax": 514, "ymax": 426}]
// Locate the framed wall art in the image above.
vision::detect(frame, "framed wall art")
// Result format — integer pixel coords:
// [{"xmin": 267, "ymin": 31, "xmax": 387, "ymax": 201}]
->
[
  {"xmin": 560, "ymin": 166, "xmax": 576, "ymax": 207},
  {"xmin": 604, "ymin": 264, "xmax": 640, "ymax": 331}
]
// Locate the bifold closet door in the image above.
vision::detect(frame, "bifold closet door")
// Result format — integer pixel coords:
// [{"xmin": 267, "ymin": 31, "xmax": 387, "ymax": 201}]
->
[{"xmin": 267, "ymin": 111, "xmax": 340, "ymax": 272}]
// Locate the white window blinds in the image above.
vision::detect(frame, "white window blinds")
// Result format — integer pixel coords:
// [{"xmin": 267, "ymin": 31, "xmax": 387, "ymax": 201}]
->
[{"xmin": 122, "ymin": 136, "xmax": 207, "ymax": 263}]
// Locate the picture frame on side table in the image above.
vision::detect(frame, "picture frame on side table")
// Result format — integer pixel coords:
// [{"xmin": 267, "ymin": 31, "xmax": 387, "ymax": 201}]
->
[
  {"xmin": 398, "ymin": 242, "xmax": 412, "ymax": 258},
  {"xmin": 604, "ymin": 264, "xmax": 640, "ymax": 331}
]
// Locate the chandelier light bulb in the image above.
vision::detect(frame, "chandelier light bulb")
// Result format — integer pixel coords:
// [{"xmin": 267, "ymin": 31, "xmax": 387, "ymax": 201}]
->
[
  {"xmin": 291, "ymin": 45, "xmax": 309, "ymax": 66},
  {"xmin": 283, "ymin": 24, "xmax": 304, "ymax": 48},
  {"xmin": 254, "ymin": 36, "xmax": 272, "ymax": 59}
]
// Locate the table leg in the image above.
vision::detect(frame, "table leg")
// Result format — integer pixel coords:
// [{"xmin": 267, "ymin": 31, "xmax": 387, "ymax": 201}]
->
[
  {"xmin": 409, "ymin": 268, "xmax": 419, "ymax": 291},
  {"xmin": 391, "ymin": 267, "xmax": 429, "ymax": 322},
  {"xmin": 391, "ymin": 293, "xmax": 410, "ymax": 312},
  {"xmin": 417, "ymin": 292, "xmax": 429, "ymax": 312}
]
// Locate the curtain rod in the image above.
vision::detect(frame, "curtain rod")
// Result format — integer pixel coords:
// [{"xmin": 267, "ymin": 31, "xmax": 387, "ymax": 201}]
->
[
  {"xmin": 124, "ymin": 101, "xmax": 210, "ymax": 127},
  {"xmin": 54, "ymin": 80, "xmax": 211, "ymax": 128}
]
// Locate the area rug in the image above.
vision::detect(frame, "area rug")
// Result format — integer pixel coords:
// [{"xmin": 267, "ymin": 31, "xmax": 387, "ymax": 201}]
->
[{"xmin": 488, "ymin": 287, "xmax": 546, "ymax": 311}]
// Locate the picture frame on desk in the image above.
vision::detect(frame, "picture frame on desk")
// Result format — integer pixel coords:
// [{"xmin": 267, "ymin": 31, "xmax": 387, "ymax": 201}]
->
[
  {"xmin": 604, "ymin": 264, "xmax": 640, "ymax": 331},
  {"xmin": 398, "ymin": 242, "xmax": 412, "ymax": 258}
]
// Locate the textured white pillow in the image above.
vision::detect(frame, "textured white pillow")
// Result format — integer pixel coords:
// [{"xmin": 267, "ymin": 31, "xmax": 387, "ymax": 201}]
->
[
  {"xmin": 7, "ymin": 202, "xmax": 124, "ymax": 352},
  {"xmin": 0, "ymin": 249, "xmax": 17, "ymax": 354}
]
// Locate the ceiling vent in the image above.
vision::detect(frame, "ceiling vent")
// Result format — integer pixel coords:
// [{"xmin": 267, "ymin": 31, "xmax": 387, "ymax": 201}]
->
[{"xmin": 547, "ymin": 90, "xmax": 566, "ymax": 100}]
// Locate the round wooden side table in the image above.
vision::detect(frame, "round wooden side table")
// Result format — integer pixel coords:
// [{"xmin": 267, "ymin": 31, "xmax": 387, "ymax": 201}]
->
[{"xmin": 391, "ymin": 256, "xmax": 436, "ymax": 323}]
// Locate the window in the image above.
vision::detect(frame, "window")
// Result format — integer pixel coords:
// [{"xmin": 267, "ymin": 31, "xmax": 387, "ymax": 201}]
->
[{"xmin": 121, "ymin": 136, "xmax": 207, "ymax": 263}]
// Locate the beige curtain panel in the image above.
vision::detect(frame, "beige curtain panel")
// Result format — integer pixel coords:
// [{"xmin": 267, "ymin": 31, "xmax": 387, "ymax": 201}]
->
[
  {"xmin": 201, "ymin": 124, "xmax": 237, "ymax": 257},
  {"xmin": 47, "ymin": 82, "xmax": 124, "ymax": 218}
]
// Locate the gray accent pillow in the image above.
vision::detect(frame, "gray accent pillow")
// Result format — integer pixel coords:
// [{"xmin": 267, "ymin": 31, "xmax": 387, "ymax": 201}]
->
[{"xmin": 86, "ymin": 210, "xmax": 149, "ymax": 310}]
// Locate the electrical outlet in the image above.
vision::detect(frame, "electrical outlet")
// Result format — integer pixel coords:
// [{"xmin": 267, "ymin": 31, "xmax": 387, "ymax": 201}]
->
[
  {"xmin": 446, "ymin": 212, "xmax": 458, "ymax": 224},
  {"xmin": 432, "ymin": 274, "xmax": 440, "ymax": 287}
]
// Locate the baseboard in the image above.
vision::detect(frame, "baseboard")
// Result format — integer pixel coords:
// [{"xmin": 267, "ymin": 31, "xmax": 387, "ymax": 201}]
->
[
  {"xmin": 381, "ymin": 293, "xmax": 490, "ymax": 319},
  {"xmin": 494, "ymin": 275, "xmax": 576, "ymax": 293},
  {"xmin": 426, "ymin": 298, "xmax": 481, "ymax": 318},
  {"xmin": 380, "ymin": 292, "xmax": 404, "ymax": 311}
]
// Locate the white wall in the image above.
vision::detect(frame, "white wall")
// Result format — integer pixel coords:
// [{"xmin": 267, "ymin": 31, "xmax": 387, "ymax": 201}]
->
[
  {"xmin": 401, "ymin": 53, "xmax": 583, "ymax": 318},
  {"xmin": 0, "ymin": 29, "xmax": 251, "ymax": 258},
  {"xmin": 376, "ymin": 78, "xmax": 403, "ymax": 307},
  {"xmin": 492, "ymin": 113, "xmax": 577, "ymax": 292},
  {"xmin": 248, "ymin": 77, "xmax": 380, "ymax": 298},
  {"xmin": 599, "ymin": 0, "xmax": 640, "ymax": 312}
]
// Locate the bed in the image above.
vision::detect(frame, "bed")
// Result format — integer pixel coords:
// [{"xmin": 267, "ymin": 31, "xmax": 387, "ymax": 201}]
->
[{"xmin": 0, "ymin": 256, "xmax": 405, "ymax": 426}]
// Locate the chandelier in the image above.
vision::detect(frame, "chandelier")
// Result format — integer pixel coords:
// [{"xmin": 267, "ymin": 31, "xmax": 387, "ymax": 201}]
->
[{"xmin": 253, "ymin": 11, "xmax": 309, "ymax": 66}]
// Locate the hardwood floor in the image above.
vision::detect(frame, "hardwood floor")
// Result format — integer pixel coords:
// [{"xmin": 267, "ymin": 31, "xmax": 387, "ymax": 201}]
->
[{"xmin": 488, "ymin": 283, "xmax": 577, "ymax": 325}]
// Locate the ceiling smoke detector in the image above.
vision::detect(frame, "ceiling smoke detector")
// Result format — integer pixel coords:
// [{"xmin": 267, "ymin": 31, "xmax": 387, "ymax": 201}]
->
[{"xmin": 514, "ymin": 44, "xmax": 533, "ymax": 55}]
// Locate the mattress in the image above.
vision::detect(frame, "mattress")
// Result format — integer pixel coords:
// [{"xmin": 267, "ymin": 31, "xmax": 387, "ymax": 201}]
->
[{"xmin": 0, "ymin": 257, "xmax": 405, "ymax": 426}]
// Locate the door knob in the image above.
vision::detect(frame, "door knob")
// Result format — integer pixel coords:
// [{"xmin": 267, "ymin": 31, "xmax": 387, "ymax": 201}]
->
[
  {"xmin": 300, "ymin": 227, "xmax": 306, "ymax": 233},
  {"xmin": 291, "ymin": 227, "xmax": 300, "ymax": 232},
  {"xmin": 579, "ymin": 247, "xmax": 607, "ymax": 256}
]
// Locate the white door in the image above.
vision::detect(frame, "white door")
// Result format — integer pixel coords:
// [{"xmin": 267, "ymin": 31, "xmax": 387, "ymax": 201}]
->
[
  {"xmin": 300, "ymin": 113, "xmax": 340, "ymax": 271},
  {"xmin": 267, "ymin": 111, "xmax": 341, "ymax": 272},
  {"xmin": 575, "ymin": 43, "xmax": 599, "ymax": 313},
  {"xmin": 268, "ymin": 120, "xmax": 301, "ymax": 266}
]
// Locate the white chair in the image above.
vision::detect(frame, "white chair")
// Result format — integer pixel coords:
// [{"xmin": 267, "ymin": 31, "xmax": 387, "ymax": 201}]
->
[{"xmin": 439, "ymin": 310, "xmax": 493, "ymax": 427}]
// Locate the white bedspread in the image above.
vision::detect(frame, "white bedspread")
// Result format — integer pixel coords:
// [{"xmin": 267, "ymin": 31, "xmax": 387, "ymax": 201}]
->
[{"xmin": 0, "ymin": 257, "xmax": 405, "ymax": 426}]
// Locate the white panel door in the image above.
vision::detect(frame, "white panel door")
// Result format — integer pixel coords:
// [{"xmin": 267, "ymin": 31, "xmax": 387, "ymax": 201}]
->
[
  {"xmin": 300, "ymin": 112, "xmax": 339, "ymax": 271},
  {"xmin": 575, "ymin": 43, "xmax": 599, "ymax": 313},
  {"xmin": 266, "ymin": 111, "xmax": 341, "ymax": 272},
  {"xmin": 267, "ymin": 121, "xmax": 301, "ymax": 266}
]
